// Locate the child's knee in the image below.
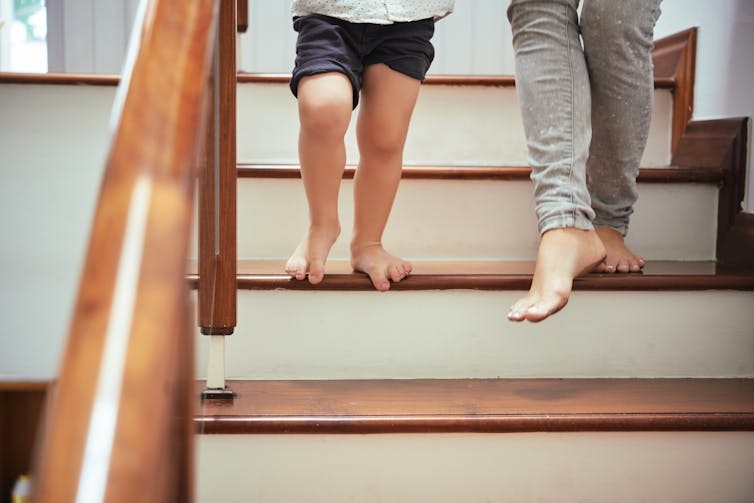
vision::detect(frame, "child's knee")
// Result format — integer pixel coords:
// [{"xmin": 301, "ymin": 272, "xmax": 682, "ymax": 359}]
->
[
  {"xmin": 298, "ymin": 90, "xmax": 352, "ymax": 139},
  {"xmin": 359, "ymin": 127, "xmax": 406, "ymax": 159}
]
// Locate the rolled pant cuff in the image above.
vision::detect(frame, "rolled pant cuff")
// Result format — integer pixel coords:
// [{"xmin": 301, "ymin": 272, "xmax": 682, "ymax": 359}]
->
[{"xmin": 538, "ymin": 213, "xmax": 594, "ymax": 236}]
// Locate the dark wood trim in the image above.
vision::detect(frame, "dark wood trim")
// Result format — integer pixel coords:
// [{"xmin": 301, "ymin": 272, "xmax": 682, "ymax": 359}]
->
[
  {"xmin": 196, "ymin": 413, "xmax": 754, "ymax": 434},
  {"xmin": 0, "ymin": 71, "xmax": 675, "ymax": 89},
  {"xmin": 237, "ymin": 163, "xmax": 724, "ymax": 183},
  {"xmin": 236, "ymin": 72, "xmax": 291, "ymax": 84},
  {"xmin": 186, "ymin": 260, "xmax": 754, "ymax": 292},
  {"xmin": 195, "ymin": 379, "xmax": 754, "ymax": 434},
  {"xmin": 652, "ymin": 28, "xmax": 697, "ymax": 154},
  {"xmin": 0, "ymin": 383, "xmax": 48, "ymax": 501},
  {"xmin": 718, "ymin": 212, "xmax": 754, "ymax": 268},
  {"xmin": 229, "ymin": 272, "xmax": 754, "ymax": 292},
  {"xmin": 0, "ymin": 72, "xmax": 120, "ymax": 85},
  {"xmin": 237, "ymin": 0, "xmax": 248, "ymax": 33},
  {"xmin": 0, "ymin": 381, "xmax": 48, "ymax": 392},
  {"xmin": 672, "ymin": 118, "xmax": 752, "ymax": 268},
  {"xmin": 198, "ymin": 0, "xmax": 238, "ymax": 334},
  {"xmin": 236, "ymin": 72, "xmax": 675, "ymax": 89},
  {"xmin": 31, "ymin": 0, "xmax": 216, "ymax": 501}
]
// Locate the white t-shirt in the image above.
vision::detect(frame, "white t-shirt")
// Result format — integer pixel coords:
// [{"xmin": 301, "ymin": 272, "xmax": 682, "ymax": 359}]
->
[{"xmin": 291, "ymin": 0, "xmax": 454, "ymax": 24}]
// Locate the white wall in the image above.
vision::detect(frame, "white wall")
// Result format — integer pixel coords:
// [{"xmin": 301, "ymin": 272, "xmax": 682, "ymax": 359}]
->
[
  {"xmin": 654, "ymin": 0, "xmax": 753, "ymax": 212},
  {"xmin": 0, "ymin": 84, "xmax": 114, "ymax": 379}
]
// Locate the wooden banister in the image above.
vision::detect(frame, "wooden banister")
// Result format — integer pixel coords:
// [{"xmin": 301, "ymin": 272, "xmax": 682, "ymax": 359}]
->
[
  {"xmin": 30, "ymin": 0, "xmax": 218, "ymax": 501},
  {"xmin": 198, "ymin": 0, "xmax": 237, "ymax": 398}
]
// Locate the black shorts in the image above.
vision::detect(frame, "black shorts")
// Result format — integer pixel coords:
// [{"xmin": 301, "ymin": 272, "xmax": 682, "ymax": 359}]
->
[{"xmin": 290, "ymin": 14, "xmax": 436, "ymax": 108}]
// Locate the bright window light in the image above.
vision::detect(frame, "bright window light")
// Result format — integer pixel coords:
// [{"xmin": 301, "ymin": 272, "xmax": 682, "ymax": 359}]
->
[{"xmin": 0, "ymin": 0, "xmax": 47, "ymax": 72}]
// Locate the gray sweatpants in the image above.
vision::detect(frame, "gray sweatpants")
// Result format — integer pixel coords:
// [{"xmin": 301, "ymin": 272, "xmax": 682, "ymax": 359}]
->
[{"xmin": 508, "ymin": 0, "xmax": 662, "ymax": 235}]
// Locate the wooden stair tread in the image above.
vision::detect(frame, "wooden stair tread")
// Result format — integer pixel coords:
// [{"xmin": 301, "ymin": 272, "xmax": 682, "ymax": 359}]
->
[
  {"xmin": 187, "ymin": 260, "xmax": 754, "ymax": 291},
  {"xmin": 237, "ymin": 163, "xmax": 723, "ymax": 183},
  {"xmin": 195, "ymin": 378, "xmax": 754, "ymax": 434}
]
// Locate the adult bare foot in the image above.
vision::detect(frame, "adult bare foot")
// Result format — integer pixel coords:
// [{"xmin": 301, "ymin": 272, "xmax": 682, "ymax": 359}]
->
[
  {"xmin": 508, "ymin": 228, "xmax": 606, "ymax": 323},
  {"xmin": 285, "ymin": 224, "xmax": 340, "ymax": 284},
  {"xmin": 351, "ymin": 241, "xmax": 412, "ymax": 291},
  {"xmin": 594, "ymin": 226, "xmax": 645, "ymax": 273}
]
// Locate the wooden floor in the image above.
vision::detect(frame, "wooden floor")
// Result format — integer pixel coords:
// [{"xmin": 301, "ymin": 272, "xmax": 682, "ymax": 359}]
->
[{"xmin": 195, "ymin": 379, "xmax": 754, "ymax": 434}]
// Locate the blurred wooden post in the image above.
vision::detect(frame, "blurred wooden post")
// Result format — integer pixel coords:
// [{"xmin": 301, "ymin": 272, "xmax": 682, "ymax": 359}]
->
[
  {"xmin": 237, "ymin": 0, "xmax": 248, "ymax": 33},
  {"xmin": 199, "ymin": 0, "xmax": 237, "ymax": 398}
]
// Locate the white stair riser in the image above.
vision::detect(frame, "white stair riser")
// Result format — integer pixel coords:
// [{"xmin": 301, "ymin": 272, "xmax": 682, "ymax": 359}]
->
[
  {"xmin": 238, "ymin": 83, "xmax": 673, "ymax": 166},
  {"xmin": 197, "ymin": 432, "xmax": 754, "ymax": 503},
  {"xmin": 191, "ymin": 179, "xmax": 718, "ymax": 261},
  {"xmin": 195, "ymin": 290, "xmax": 754, "ymax": 379},
  {"xmin": 0, "ymin": 84, "xmax": 114, "ymax": 379}
]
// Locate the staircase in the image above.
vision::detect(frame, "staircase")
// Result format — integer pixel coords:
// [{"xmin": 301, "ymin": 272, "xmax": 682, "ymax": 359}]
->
[
  {"xmin": 190, "ymin": 29, "xmax": 754, "ymax": 502},
  {"xmin": 0, "ymin": 21, "xmax": 753, "ymax": 503}
]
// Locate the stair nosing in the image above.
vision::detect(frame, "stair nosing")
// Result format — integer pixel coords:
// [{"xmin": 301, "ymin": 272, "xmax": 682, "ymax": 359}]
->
[
  {"xmin": 236, "ymin": 164, "xmax": 724, "ymax": 184},
  {"xmin": 186, "ymin": 261, "xmax": 754, "ymax": 292},
  {"xmin": 235, "ymin": 72, "xmax": 676, "ymax": 89},
  {"xmin": 0, "ymin": 72, "xmax": 676, "ymax": 88},
  {"xmin": 194, "ymin": 378, "xmax": 754, "ymax": 434}
]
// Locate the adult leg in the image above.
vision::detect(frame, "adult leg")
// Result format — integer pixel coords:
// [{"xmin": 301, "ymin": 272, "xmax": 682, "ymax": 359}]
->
[
  {"xmin": 351, "ymin": 63, "xmax": 418, "ymax": 291},
  {"xmin": 582, "ymin": 0, "xmax": 662, "ymax": 272},
  {"xmin": 507, "ymin": 0, "xmax": 605, "ymax": 322},
  {"xmin": 285, "ymin": 72, "xmax": 353, "ymax": 284}
]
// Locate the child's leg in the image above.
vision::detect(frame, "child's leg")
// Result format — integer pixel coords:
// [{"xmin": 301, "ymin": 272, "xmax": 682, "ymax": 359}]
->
[
  {"xmin": 350, "ymin": 63, "xmax": 419, "ymax": 291},
  {"xmin": 507, "ymin": 0, "xmax": 606, "ymax": 322},
  {"xmin": 285, "ymin": 72, "xmax": 353, "ymax": 284},
  {"xmin": 582, "ymin": 0, "xmax": 661, "ymax": 273}
]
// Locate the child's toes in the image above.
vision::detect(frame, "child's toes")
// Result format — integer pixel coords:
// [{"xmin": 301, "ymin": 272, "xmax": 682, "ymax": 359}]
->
[
  {"xmin": 285, "ymin": 258, "xmax": 307, "ymax": 280},
  {"xmin": 308, "ymin": 259, "xmax": 325, "ymax": 284},
  {"xmin": 365, "ymin": 267, "xmax": 390, "ymax": 291},
  {"xmin": 402, "ymin": 262, "xmax": 413, "ymax": 275},
  {"xmin": 388, "ymin": 265, "xmax": 404, "ymax": 283}
]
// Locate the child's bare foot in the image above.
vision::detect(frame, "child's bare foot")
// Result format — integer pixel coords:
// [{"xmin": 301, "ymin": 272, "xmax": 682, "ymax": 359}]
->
[
  {"xmin": 594, "ymin": 226, "xmax": 645, "ymax": 273},
  {"xmin": 285, "ymin": 224, "xmax": 340, "ymax": 284},
  {"xmin": 508, "ymin": 228, "xmax": 606, "ymax": 323},
  {"xmin": 351, "ymin": 241, "xmax": 412, "ymax": 292}
]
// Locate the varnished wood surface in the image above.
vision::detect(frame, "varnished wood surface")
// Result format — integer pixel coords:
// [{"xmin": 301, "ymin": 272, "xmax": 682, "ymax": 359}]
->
[
  {"xmin": 719, "ymin": 212, "xmax": 754, "ymax": 268},
  {"xmin": 0, "ymin": 72, "xmax": 120, "ymax": 85},
  {"xmin": 195, "ymin": 379, "xmax": 754, "ymax": 433},
  {"xmin": 237, "ymin": 164, "xmax": 724, "ymax": 183},
  {"xmin": 0, "ymin": 385, "xmax": 47, "ymax": 500},
  {"xmin": 673, "ymin": 118, "xmax": 751, "ymax": 269},
  {"xmin": 31, "ymin": 1, "xmax": 217, "ymax": 501},
  {"xmin": 236, "ymin": 73, "xmax": 675, "ymax": 88},
  {"xmin": 0, "ymin": 381, "xmax": 48, "ymax": 392},
  {"xmin": 0, "ymin": 71, "xmax": 676, "ymax": 89},
  {"xmin": 653, "ymin": 28, "xmax": 697, "ymax": 153},
  {"xmin": 237, "ymin": 0, "xmax": 248, "ymax": 33},
  {"xmin": 186, "ymin": 260, "xmax": 754, "ymax": 291},
  {"xmin": 0, "ymin": 71, "xmax": 673, "ymax": 90},
  {"xmin": 198, "ymin": 0, "xmax": 237, "ymax": 334}
]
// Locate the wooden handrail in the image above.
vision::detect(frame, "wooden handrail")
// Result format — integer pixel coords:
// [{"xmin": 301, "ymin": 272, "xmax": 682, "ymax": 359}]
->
[{"xmin": 31, "ymin": 0, "xmax": 218, "ymax": 501}]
